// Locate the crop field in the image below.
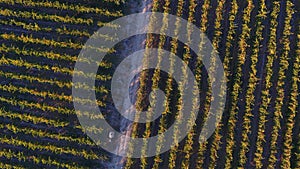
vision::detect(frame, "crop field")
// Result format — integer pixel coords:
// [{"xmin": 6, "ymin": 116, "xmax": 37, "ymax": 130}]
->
[{"xmin": 0, "ymin": 0, "xmax": 299, "ymax": 169}]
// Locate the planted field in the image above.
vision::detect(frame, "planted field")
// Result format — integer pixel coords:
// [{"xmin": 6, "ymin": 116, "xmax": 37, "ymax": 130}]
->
[{"xmin": 0, "ymin": 0, "xmax": 299, "ymax": 169}]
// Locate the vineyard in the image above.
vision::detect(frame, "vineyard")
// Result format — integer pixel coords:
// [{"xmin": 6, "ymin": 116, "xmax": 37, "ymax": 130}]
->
[{"xmin": 0, "ymin": 0, "xmax": 299, "ymax": 169}]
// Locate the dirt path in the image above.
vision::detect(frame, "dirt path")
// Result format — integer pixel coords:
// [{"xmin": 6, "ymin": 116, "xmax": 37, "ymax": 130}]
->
[{"xmin": 106, "ymin": 1, "xmax": 153, "ymax": 168}]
